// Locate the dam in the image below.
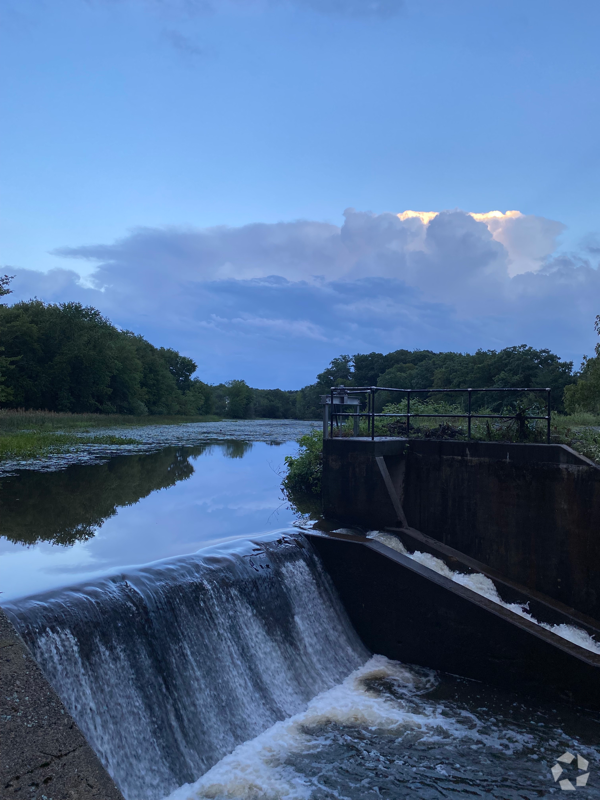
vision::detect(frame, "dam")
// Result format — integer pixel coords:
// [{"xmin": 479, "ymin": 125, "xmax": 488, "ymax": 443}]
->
[{"xmin": 1, "ymin": 419, "xmax": 600, "ymax": 799}]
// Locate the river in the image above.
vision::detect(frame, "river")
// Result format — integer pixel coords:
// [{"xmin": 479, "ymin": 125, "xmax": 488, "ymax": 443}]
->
[{"xmin": 1, "ymin": 420, "xmax": 599, "ymax": 799}]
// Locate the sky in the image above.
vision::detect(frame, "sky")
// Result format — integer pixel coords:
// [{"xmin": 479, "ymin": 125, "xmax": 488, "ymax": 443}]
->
[{"xmin": 1, "ymin": 0, "xmax": 600, "ymax": 389}]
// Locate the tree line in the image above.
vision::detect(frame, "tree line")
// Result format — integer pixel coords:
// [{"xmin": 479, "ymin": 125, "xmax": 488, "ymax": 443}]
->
[{"xmin": 2, "ymin": 274, "xmax": 600, "ymax": 418}]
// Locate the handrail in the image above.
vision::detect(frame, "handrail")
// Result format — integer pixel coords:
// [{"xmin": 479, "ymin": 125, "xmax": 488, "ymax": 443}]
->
[{"xmin": 328, "ymin": 386, "xmax": 552, "ymax": 443}]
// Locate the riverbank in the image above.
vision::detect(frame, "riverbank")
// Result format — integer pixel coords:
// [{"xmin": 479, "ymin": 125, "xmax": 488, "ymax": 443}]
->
[
  {"xmin": 0, "ymin": 431, "xmax": 143, "ymax": 460},
  {"xmin": 0, "ymin": 408, "xmax": 222, "ymax": 433},
  {"xmin": 0, "ymin": 410, "xmax": 224, "ymax": 462}
]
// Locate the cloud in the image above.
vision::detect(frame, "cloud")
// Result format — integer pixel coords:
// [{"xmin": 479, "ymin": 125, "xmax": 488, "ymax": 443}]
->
[
  {"xmin": 8, "ymin": 208, "xmax": 600, "ymax": 388},
  {"xmin": 161, "ymin": 29, "xmax": 207, "ymax": 58},
  {"xmin": 399, "ymin": 209, "xmax": 566, "ymax": 277}
]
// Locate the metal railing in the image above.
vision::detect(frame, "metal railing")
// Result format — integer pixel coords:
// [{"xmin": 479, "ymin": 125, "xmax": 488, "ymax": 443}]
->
[{"xmin": 328, "ymin": 386, "xmax": 552, "ymax": 444}]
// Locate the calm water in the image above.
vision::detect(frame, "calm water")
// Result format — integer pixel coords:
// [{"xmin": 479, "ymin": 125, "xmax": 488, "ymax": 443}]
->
[
  {"xmin": 0, "ymin": 420, "xmax": 318, "ymax": 601},
  {"xmin": 2, "ymin": 419, "xmax": 600, "ymax": 800}
]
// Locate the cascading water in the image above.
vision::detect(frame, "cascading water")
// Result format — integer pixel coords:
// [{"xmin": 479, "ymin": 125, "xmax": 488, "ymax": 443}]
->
[{"xmin": 4, "ymin": 533, "xmax": 368, "ymax": 800}]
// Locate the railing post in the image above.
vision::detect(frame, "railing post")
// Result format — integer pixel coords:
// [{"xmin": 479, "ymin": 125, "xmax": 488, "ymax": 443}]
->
[
  {"xmin": 330, "ymin": 387, "xmax": 334, "ymax": 439},
  {"xmin": 467, "ymin": 388, "xmax": 472, "ymax": 440},
  {"xmin": 547, "ymin": 388, "xmax": 551, "ymax": 444},
  {"xmin": 371, "ymin": 387, "xmax": 375, "ymax": 440},
  {"xmin": 323, "ymin": 399, "xmax": 329, "ymax": 439},
  {"xmin": 406, "ymin": 391, "xmax": 410, "ymax": 438}
]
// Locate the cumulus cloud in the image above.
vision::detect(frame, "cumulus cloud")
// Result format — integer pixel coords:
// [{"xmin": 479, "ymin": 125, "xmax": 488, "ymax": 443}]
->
[
  {"xmin": 52, "ymin": 207, "xmax": 571, "ymax": 301},
  {"xmin": 8, "ymin": 207, "xmax": 600, "ymax": 387}
]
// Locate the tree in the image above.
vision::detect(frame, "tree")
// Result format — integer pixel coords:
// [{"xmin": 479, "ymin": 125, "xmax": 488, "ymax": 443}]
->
[
  {"xmin": 0, "ymin": 274, "xmax": 15, "ymax": 402},
  {"xmin": 224, "ymin": 380, "xmax": 253, "ymax": 419},
  {"xmin": 564, "ymin": 316, "xmax": 600, "ymax": 413},
  {"xmin": 0, "ymin": 298, "xmax": 210, "ymax": 415},
  {"xmin": 316, "ymin": 355, "xmax": 353, "ymax": 387},
  {"xmin": 0, "ymin": 275, "xmax": 13, "ymax": 300},
  {"xmin": 159, "ymin": 348, "xmax": 197, "ymax": 392}
]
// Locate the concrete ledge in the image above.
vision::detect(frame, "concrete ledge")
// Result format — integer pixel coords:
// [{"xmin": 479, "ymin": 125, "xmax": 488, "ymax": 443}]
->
[
  {"xmin": 0, "ymin": 608, "xmax": 123, "ymax": 800},
  {"xmin": 325, "ymin": 437, "xmax": 597, "ymax": 467}
]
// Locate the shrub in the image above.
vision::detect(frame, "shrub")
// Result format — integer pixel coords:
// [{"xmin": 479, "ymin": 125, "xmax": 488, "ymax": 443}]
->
[{"xmin": 282, "ymin": 429, "xmax": 323, "ymax": 497}]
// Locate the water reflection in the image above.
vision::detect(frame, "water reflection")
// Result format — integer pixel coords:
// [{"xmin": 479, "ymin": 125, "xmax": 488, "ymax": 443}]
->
[
  {"xmin": 0, "ymin": 442, "xmax": 255, "ymax": 547},
  {"xmin": 221, "ymin": 441, "xmax": 254, "ymax": 459},
  {"xmin": 1, "ymin": 448, "xmax": 193, "ymax": 546},
  {"xmin": 0, "ymin": 440, "xmax": 299, "ymax": 601}
]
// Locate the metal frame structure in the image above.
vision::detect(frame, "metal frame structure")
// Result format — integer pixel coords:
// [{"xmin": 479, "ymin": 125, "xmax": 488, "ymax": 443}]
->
[{"xmin": 328, "ymin": 386, "xmax": 552, "ymax": 444}]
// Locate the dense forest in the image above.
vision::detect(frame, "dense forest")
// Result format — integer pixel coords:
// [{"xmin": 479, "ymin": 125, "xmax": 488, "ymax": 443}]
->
[
  {"xmin": 2, "ymin": 274, "xmax": 600, "ymax": 418},
  {"xmin": 0, "ymin": 296, "xmax": 212, "ymax": 415},
  {"xmin": 296, "ymin": 345, "xmax": 579, "ymax": 417}
]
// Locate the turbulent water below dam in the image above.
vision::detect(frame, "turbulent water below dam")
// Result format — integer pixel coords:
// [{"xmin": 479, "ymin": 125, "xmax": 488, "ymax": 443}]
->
[
  {"xmin": 2, "ymin": 424, "xmax": 600, "ymax": 799},
  {"xmin": 5, "ymin": 534, "xmax": 600, "ymax": 800}
]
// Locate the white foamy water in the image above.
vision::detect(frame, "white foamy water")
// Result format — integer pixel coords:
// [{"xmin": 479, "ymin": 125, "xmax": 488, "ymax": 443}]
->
[
  {"xmin": 6, "ymin": 535, "xmax": 367, "ymax": 800},
  {"xmin": 164, "ymin": 655, "xmax": 534, "ymax": 800},
  {"xmin": 368, "ymin": 531, "xmax": 600, "ymax": 656}
]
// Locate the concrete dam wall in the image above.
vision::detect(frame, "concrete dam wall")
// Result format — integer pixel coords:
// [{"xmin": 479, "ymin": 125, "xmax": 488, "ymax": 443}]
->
[
  {"xmin": 3, "ymin": 535, "xmax": 367, "ymax": 800},
  {"xmin": 3, "ymin": 530, "xmax": 600, "ymax": 798},
  {"xmin": 322, "ymin": 438, "xmax": 600, "ymax": 621}
]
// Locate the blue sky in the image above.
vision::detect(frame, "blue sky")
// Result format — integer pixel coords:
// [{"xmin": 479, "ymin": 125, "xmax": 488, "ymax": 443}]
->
[{"xmin": 2, "ymin": 0, "xmax": 600, "ymax": 388}]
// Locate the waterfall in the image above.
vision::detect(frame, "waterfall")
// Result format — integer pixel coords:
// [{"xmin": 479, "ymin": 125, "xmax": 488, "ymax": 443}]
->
[{"xmin": 4, "ymin": 533, "xmax": 367, "ymax": 800}]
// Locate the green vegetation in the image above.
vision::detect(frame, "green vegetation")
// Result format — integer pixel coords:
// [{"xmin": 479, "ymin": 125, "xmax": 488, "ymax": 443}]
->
[
  {"xmin": 331, "ymin": 396, "xmax": 550, "ymax": 444},
  {"xmin": 0, "ymin": 274, "xmax": 14, "ymax": 403},
  {"xmin": 282, "ymin": 430, "xmax": 323, "ymax": 497},
  {"xmin": 551, "ymin": 412, "xmax": 600, "ymax": 464},
  {"xmin": 564, "ymin": 315, "xmax": 600, "ymax": 415},
  {"xmin": 0, "ymin": 431, "xmax": 139, "ymax": 461},
  {"xmin": 297, "ymin": 344, "xmax": 576, "ymax": 419},
  {"xmin": 0, "ymin": 295, "xmax": 212, "ymax": 415},
  {"xmin": 0, "ymin": 408, "xmax": 220, "ymax": 433}
]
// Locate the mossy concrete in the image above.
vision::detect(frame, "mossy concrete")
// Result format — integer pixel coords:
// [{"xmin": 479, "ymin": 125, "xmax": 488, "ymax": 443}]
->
[{"xmin": 0, "ymin": 607, "xmax": 123, "ymax": 800}]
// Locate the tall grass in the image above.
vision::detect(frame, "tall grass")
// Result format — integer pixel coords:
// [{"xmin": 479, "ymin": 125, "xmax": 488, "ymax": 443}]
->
[
  {"xmin": 0, "ymin": 408, "xmax": 221, "ymax": 433},
  {"xmin": 0, "ymin": 408, "xmax": 222, "ymax": 462},
  {"xmin": 0, "ymin": 431, "xmax": 140, "ymax": 460}
]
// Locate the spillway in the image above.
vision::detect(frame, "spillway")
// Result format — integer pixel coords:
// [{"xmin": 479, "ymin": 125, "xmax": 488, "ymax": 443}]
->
[{"xmin": 3, "ymin": 533, "xmax": 367, "ymax": 800}]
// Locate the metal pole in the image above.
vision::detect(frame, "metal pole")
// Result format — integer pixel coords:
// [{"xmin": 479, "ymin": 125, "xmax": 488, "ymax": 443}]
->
[
  {"xmin": 406, "ymin": 391, "xmax": 410, "ymax": 438},
  {"xmin": 467, "ymin": 389, "xmax": 472, "ymax": 440},
  {"xmin": 547, "ymin": 388, "xmax": 551, "ymax": 444},
  {"xmin": 371, "ymin": 387, "xmax": 375, "ymax": 441},
  {"xmin": 330, "ymin": 387, "xmax": 334, "ymax": 439}
]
